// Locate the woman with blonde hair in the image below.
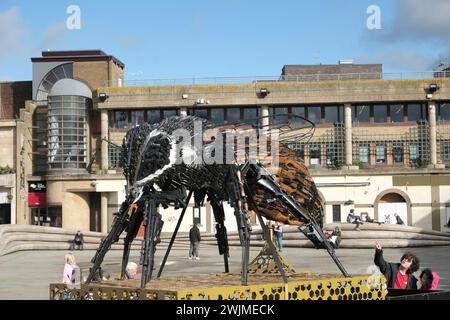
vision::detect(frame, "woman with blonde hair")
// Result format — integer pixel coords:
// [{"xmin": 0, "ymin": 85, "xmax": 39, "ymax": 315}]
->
[{"xmin": 62, "ymin": 253, "xmax": 77, "ymax": 284}]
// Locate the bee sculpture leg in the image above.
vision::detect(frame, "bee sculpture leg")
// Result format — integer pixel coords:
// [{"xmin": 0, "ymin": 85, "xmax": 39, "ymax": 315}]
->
[
  {"xmin": 157, "ymin": 190, "xmax": 193, "ymax": 278},
  {"xmin": 86, "ymin": 199, "xmax": 131, "ymax": 284},
  {"xmin": 209, "ymin": 196, "xmax": 230, "ymax": 273},
  {"xmin": 226, "ymin": 166, "xmax": 251, "ymax": 286},
  {"xmin": 120, "ymin": 203, "xmax": 144, "ymax": 280},
  {"xmin": 140, "ymin": 197, "xmax": 164, "ymax": 288}
]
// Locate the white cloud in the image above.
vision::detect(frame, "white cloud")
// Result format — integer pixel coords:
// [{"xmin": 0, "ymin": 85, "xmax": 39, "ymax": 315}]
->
[
  {"xmin": 40, "ymin": 23, "xmax": 67, "ymax": 51},
  {"xmin": 361, "ymin": 0, "xmax": 450, "ymax": 71},
  {"xmin": 0, "ymin": 7, "xmax": 26, "ymax": 58},
  {"xmin": 382, "ymin": 0, "xmax": 450, "ymax": 42}
]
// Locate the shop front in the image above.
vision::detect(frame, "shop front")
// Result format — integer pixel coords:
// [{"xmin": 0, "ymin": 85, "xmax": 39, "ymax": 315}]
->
[{"xmin": 28, "ymin": 181, "xmax": 61, "ymax": 227}]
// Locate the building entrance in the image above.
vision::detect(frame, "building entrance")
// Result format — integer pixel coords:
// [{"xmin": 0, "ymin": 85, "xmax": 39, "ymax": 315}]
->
[{"xmin": 378, "ymin": 193, "xmax": 407, "ymax": 225}]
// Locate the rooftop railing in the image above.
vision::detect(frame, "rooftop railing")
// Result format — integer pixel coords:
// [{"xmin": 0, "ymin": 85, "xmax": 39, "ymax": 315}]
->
[{"xmin": 103, "ymin": 71, "xmax": 450, "ymax": 87}]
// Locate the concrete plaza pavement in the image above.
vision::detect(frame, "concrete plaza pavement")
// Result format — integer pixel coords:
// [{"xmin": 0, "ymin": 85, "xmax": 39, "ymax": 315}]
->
[{"xmin": 0, "ymin": 244, "xmax": 449, "ymax": 300}]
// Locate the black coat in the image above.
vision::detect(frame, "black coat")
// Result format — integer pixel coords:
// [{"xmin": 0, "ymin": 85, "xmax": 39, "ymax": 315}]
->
[
  {"xmin": 189, "ymin": 226, "xmax": 201, "ymax": 243},
  {"xmin": 74, "ymin": 233, "xmax": 84, "ymax": 243},
  {"xmin": 374, "ymin": 249, "xmax": 417, "ymax": 289},
  {"xmin": 396, "ymin": 216, "xmax": 405, "ymax": 225}
]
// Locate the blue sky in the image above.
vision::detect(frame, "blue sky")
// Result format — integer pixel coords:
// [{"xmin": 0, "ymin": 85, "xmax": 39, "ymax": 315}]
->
[{"xmin": 1, "ymin": 0, "xmax": 450, "ymax": 81}]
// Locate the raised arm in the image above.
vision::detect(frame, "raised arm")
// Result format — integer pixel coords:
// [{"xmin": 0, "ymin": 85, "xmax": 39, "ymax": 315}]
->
[{"xmin": 374, "ymin": 242, "xmax": 388, "ymax": 274}]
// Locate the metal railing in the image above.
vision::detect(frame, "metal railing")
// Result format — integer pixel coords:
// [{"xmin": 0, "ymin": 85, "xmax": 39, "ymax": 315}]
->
[{"xmin": 103, "ymin": 71, "xmax": 450, "ymax": 87}]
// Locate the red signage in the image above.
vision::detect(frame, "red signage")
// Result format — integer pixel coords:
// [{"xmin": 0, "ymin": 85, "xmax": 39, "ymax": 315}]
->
[{"xmin": 28, "ymin": 192, "xmax": 47, "ymax": 207}]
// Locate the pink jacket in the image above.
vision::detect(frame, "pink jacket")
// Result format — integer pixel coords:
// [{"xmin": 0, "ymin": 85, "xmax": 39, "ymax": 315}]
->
[
  {"xmin": 431, "ymin": 272, "xmax": 439, "ymax": 290},
  {"xmin": 62, "ymin": 264, "xmax": 74, "ymax": 284}
]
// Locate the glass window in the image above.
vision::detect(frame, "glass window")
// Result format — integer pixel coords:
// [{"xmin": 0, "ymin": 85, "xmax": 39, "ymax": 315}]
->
[
  {"xmin": 147, "ymin": 110, "xmax": 161, "ymax": 124},
  {"xmin": 36, "ymin": 64, "xmax": 73, "ymax": 101},
  {"xmin": 439, "ymin": 103, "xmax": 450, "ymax": 121},
  {"xmin": 376, "ymin": 145, "xmax": 386, "ymax": 163},
  {"xmin": 292, "ymin": 144, "xmax": 304, "ymax": 157},
  {"xmin": 374, "ymin": 105, "xmax": 387, "ymax": 123},
  {"xmin": 338, "ymin": 106, "xmax": 344, "ymax": 121},
  {"xmin": 393, "ymin": 144, "xmax": 404, "ymax": 163},
  {"xmin": 359, "ymin": 146, "xmax": 369, "ymax": 163},
  {"xmin": 52, "ymin": 66, "xmax": 66, "ymax": 80},
  {"xmin": 33, "ymin": 111, "xmax": 48, "ymax": 175},
  {"xmin": 115, "ymin": 111, "xmax": 128, "ymax": 128},
  {"xmin": 307, "ymin": 106, "xmax": 321, "ymax": 124},
  {"xmin": 326, "ymin": 144, "xmax": 335, "ymax": 165},
  {"xmin": 390, "ymin": 105, "xmax": 404, "ymax": 123},
  {"xmin": 407, "ymin": 104, "xmax": 425, "ymax": 122},
  {"xmin": 47, "ymin": 95, "xmax": 88, "ymax": 170},
  {"xmin": 243, "ymin": 107, "xmax": 258, "ymax": 125},
  {"xmin": 442, "ymin": 141, "xmax": 450, "ymax": 161},
  {"xmin": 62, "ymin": 64, "xmax": 73, "ymax": 79},
  {"xmin": 409, "ymin": 144, "xmax": 419, "ymax": 164},
  {"xmin": 210, "ymin": 108, "xmax": 225, "ymax": 124},
  {"xmin": 192, "ymin": 108, "xmax": 208, "ymax": 119},
  {"xmin": 269, "ymin": 107, "xmax": 288, "ymax": 124},
  {"xmin": 131, "ymin": 111, "xmax": 145, "ymax": 127},
  {"xmin": 291, "ymin": 106, "xmax": 306, "ymax": 124},
  {"xmin": 163, "ymin": 109, "xmax": 178, "ymax": 118},
  {"xmin": 46, "ymin": 71, "xmax": 57, "ymax": 85},
  {"xmin": 47, "ymin": 206, "xmax": 62, "ymax": 228},
  {"xmin": 226, "ymin": 108, "xmax": 241, "ymax": 123},
  {"xmin": 353, "ymin": 105, "xmax": 370, "ymax": 123},
  {"xmin": 310, "ymin": 145, "xmax": 321, "ymax": 165},
  {"xmin": 324, "ymin": 106, "xmax": 339, "ymax": 123},
  {"xmin": 108, "ymin": 145, "xmax": 122, "ymax": 169},
  {"xmin": 41, "ymin": 80, "xmax": 53, "ymax": 92}
]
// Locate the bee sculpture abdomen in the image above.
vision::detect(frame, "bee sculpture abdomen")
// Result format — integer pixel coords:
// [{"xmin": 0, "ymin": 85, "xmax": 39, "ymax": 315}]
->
[{"xmin": 252, "ymin": 143, "xmax": 323, "ymax": 226}]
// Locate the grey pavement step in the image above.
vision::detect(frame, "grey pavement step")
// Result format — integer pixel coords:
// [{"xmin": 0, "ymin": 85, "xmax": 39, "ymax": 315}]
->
[{"xmin": 0, "ymin": 225, "xmax": 190, "ymax": 256}]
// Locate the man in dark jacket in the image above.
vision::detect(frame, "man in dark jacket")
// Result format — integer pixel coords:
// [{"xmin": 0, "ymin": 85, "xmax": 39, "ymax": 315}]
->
[
  {"xmin": 189, "ymin": 224, "xmax": 201, "ymax": 260},
  {"xmin": 72, "ymin": 230, "xmax": 84, "ymax": 250},
  {"xmin": 374, "ymin": 241, "xmax": 419, "ymax": 289},
  {"xmin": 394, "ymin": 213, "xmax": 405, "ymax": 225}
]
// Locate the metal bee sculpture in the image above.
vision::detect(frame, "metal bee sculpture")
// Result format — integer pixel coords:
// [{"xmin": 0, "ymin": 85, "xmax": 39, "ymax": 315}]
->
[{"xmin": 86, "ymin": 115, "xmax": 349, "ymax": 288}]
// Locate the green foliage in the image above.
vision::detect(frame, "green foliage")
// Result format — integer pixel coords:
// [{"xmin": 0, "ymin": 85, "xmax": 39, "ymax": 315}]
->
[
  {"xmin": 352, "ymin": 160, "xmax": 364, "ymax": 168},
  {"xmin": 0, "ymin": 165, "xmax": 14, "ymax": 174}
]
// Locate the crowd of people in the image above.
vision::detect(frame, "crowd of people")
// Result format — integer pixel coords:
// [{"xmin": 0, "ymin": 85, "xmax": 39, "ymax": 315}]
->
[{"xmin": 347, "ymin": 209, "xmax": 406, "ymax": 230}]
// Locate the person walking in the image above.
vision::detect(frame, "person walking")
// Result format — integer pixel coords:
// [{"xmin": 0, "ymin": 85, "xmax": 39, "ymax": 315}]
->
[
  {"xmin": 189, "ymin": 223, "xmax": 201, "ymax": 260},
  {"xmin": 274, "ymin": 222, "xmax": 283, "ymax": 251},
  {"xmin": 62, "ymin": 253, "xmax": 78, "ymax": 284}
]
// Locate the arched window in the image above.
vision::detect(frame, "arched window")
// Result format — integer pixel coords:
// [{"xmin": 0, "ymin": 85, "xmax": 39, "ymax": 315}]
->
[{"xmin": 36, "ymin": 63, "xmax": 73, "ymax": 101}]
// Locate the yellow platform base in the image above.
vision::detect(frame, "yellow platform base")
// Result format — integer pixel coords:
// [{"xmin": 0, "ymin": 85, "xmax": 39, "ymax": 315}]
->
[{"xmin": 49, "ymin": 272, "xmax": 385, "ymax": 300}]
